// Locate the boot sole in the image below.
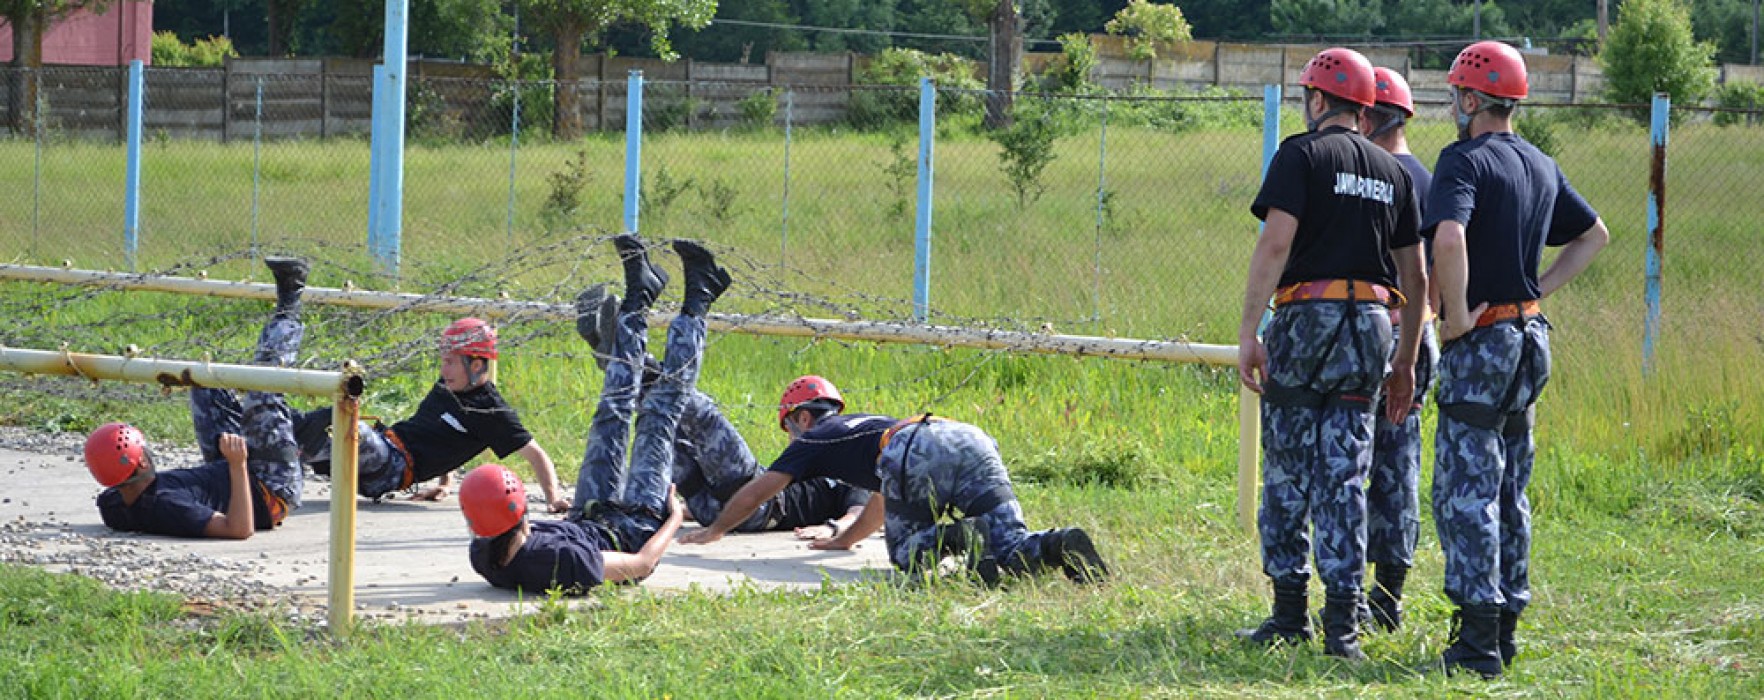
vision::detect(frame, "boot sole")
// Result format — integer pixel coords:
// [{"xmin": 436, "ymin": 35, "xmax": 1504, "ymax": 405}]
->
[{"xmin": 1056, "ymin": 528, "xmax": 1109, "ymax": 584}]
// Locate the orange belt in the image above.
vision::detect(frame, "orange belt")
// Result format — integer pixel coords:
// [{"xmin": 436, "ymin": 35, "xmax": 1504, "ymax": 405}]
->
[
  {"xmin": 1475, "ymin": 300, "xmax": 1542, "ymax": 327},
  {"xmin": 383, "ymin": 427, "xmax": 418, "ymax": 489},
  {"xmin": 255, "ymin": 480, "xmax": 288, "ymax": 526},
  {"xmin": 878, "ymin": 414, "xmax": 946, "ymax": 453},
  {"xmin": 1274, "ymin": 279, "xmax": 1407, "ymax": 310}
]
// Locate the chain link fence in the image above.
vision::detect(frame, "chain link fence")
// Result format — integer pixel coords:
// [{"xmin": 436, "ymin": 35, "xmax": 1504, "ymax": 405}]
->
[{"xmin": 5, "ymin": 65, "xmax": 1763, "ymax": 365}]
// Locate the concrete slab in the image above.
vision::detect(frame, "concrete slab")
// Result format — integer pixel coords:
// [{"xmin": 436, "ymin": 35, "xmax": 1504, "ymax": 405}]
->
[{"xmin": 0, "ymin": 439, "xmax": 894, "ymax": 627}]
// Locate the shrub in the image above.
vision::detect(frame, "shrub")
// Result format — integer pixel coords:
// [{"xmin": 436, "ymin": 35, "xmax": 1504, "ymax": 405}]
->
[
  {"xmin": 990, "ymin": 109, "xmax": 1059, "ymax": 206},
  {"xmin": 848, "ymin": 48, "xmax": 985, "ymax": 128},
  {"xmin": 151, "ymin": 32, "xmax": 236, "ymax": 68},
  {"xmin": 737, "ymin": 89, "xmax": 777, "ymax": 128},
  {"xmin": 1713, "ymin": 82, "xmax": 1764, "ymax": 126},
  {"xmin": 1600, "ymin": 0, "xmax": 1717, "ymax": 121},
  {"xmin": 1105, "ymin": 0, "xmax": 1193, "ymax": 61},
  {"xmin": 541, "ymin": 147, "xmax": 591, "ymax": 228}
]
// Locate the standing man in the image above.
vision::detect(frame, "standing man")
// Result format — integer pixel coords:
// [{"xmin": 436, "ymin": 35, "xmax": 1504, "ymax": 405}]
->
[
  {"xmin": 1427, "ymin": 40, "xmax": 1608, "ymax": 678},
  {"xmin": 1357, "ymin": 66, "xmax": 1437, "ymax": 632},
  {"xmin": 1235, "ymin": 47, "xmax": 1427, "ymax": 661}
]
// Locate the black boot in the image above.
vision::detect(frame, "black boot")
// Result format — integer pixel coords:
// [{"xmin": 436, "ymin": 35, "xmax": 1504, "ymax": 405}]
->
[
  {"xmin": 1236, "ymin": 582, "xmax": 1313, "ymax": 646},
  {"xmin": 265, "ymin": 256, "xmax": 308, "ymax": 316},
  {"xmin": 574, "ymin": 283, "xmax": 619, "ymax": 368},
  {"xmin": 672, "ymin": 239, "xmax": 731, "ymax": 317},
  {"xmin": 1321, "ymin": 592, "xmax": 1368, "ymax": 661},
  {"xmin": 613, "ymin": 234, "xmax": 667, "ymax": 313},
  {"xmin": 1040, "ymin": 527, "xmax": 1109, "ymax": 584},
  {"xmin": 1367, "ymin": 563, "xmax": 1409, "ymax": 632},
  {"xmin": 1498, "ymin": 609, "xmax": 1520, "ymax": 669},
  {"xmin": 1441, "ymin": 604, "xmax": 1504, "ymax": 679}
]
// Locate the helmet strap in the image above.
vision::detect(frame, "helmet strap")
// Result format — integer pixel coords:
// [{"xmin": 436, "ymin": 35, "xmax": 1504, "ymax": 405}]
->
[
  {"xmin": 1303, "ymin": 89, "xmax": 1359, "ymax": 132},
  {"xmin": 1365, "ymin": 104, "xmax": 1407, "ymax": 140}
]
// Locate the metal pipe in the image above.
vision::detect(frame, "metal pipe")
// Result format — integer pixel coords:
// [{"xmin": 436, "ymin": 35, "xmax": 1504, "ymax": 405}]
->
[
  {"xmin": 913, "ymin": 77, "xmax": 936, "ymax": 322},
  {"xmin": 123, "ymin": 60, "xmax": 144, "ymax": 272},
  {"xmin": 0, "ymin": 346, "xmax": 358, "ymax": 397},
  {"xmin": 328, "ymin": 376, "xmax": 361, "ymax": 637},
  {"xmin": 624, "ymin": 70, "xmax": 644, "ymax": 233},
  {"xmin": 1238, "ymin": 386, "xmax": 1259, "ymax": 533},
  {"xmin": 1644, "ymin": 92, "xmax": 1669, "ymax": 375},
  {"xmin": 0, "ymin": 264, "xmax": 1239, "ymax": 366}
]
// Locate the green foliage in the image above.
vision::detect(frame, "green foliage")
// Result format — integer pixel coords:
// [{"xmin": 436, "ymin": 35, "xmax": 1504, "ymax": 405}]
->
[
  {"xmin": 698, "ymin": 176, "xmax": 740, "ymax": 222},
  {"xmin": 880, "ymin": 134, "xmax": 918, "ymax": 219},
  {"xmin": 1104, "ymin": 0, "xmax": 1193, "ymax": 61},
  {"xmin": 645, "ymin": 84, "xmax": 707, "ymax": 132},
  {"xmin": 1271, "ymin": 0, "xmax": 1385, "ymax": 37},
  {"xmin": 849, "ymin": 48, "xmax": 986, "ymax": 128},
  {"xmin": 1014, "ymin": 440, "xmax": 1152, "ymax": 487},
  {"xmin": 640, "ymin": 165, "xmax": 694, "ymax": 218},
  {"xmin": 1601, "ymin": 0, "xmax": 1718, "ymax": 113},
  {"xmin": 150, "ymin": 31, "xmax": 237, "ymax": 68},
  {"xmin": 1044, "ymin": 32, "xmax": 1100, "ymax": 94},
  {"xmin": 404, "ymin": 79, "xmax": 459, "ymax": 143},
  {"xmin": 736, "ymin": 88, "xmax": 778, "ymax": 128},
  {"xmin": 518, "ymin": 0, "xmax": 715, "ymax": 61},
  {"xmin": 1515, "ymin": 109, "xmax": 1562, "ymax": 157},
  {"xmin": 1713, "ymin": 81, "xmax": 1764, "ymax": 126},
  {"xmin": 541, "ymin": 147, "xmax": 592, "ymax": 227},
  {"xmin": 989, "ymin": 109, "xmax": 1060, "ymax": 206}
]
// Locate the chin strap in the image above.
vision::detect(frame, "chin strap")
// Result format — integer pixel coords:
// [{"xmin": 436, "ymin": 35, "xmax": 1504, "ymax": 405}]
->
[{"xmin": 1366, "ymin": 104, "xmax": 1408, "ymax": 140}]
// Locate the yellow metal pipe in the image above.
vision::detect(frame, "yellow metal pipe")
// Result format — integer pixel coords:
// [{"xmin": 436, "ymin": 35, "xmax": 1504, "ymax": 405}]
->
[
  {"xmin": 0, "ymin": 346, "xmax": 352, "ymax": 397},
  {"xmin": 1238, "ymin": 386, "xmax": 1260, "ymax": 535},
  {"xmin": 328, "ymin": 375, "xmax": 362, "ymax": 637}
]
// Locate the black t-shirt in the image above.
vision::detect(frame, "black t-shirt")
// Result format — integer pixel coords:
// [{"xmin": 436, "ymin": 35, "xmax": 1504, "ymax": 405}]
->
[
  {"xmin": 390, "ymin": 382, "xmax": 534, "ymax": 482},
  {"xmin": 95, "ymin": 462, "xmax": 269, "ymax": 537},
  {"xmin": 1252, "ymin": 125, "xmax": 1421, "ymax": 289},
  {"xmin": 469, "ymin": 519, "xmax": 612, "ymax": 593},
  {"xmin": 1422, "ymin": 132, "xmax": 1600, "ymax": 308},
  {"xmin": 765, "ymin": 413, "xmax": 897, "ymax": 491}
]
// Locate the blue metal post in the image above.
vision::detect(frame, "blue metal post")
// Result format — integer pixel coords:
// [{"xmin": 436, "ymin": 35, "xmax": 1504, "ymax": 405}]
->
[
  {"xmin": 123, "ymin": 60, "xmax": 144, "ymax": 271},
  {"xmin": 251, "ymin": 78, "xmax": 263, "ymax": 257},
  {"xmin": 1257, "ymin": 84, "xmax": 1283, "ymax": 333},
  {"xmin": 366, "ymin": 65, "xmax": 387, "ymax": 243},
  {"xmin": 368, "ymin": 0, "xmax": 410, "ymax": 276},
  {"xmin": 1644, "ymin": 92, "xmax": 1670, "ymax": 375},
  {"xmin": 624, "ymin": 70, "xmax": 644, "ymax": 234},
  {"xmin": 913, "ymin": 77, "xmax": 935, "ymax": 322}
]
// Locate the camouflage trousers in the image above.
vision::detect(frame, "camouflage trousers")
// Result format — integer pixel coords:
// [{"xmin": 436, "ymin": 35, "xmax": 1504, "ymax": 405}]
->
[
  {"xmin": 568, "ymin": 311, "xmax": 704, "ymax": 551},
  {"xmin": 1367, "ymin": 320, "xmax": 1438, "ymax": 568},
  {"xmin": 1258, "ymin": 300, "xmax": 1392, "ymax": 594},
  {"xmin": 672, "ymin": 389, "xmax": 869, "ymax": 531},
  {"xmin": 1433, "ymin": 317, "xmax": 1551, "ymax": 612},
  {"xmin": 187, "ymin": 312, "xmax": 305, "ymax": 519},
  {"xmin": 290, "ymin": 407, "xmax": 410, "ymax": 500},
  {"xmin": 879, "ymin": 420, "xmax": 1052, "ymax": 575}
]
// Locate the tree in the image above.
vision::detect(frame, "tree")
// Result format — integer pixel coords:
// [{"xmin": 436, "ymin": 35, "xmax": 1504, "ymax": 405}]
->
[
  {"xmin": 519, "ymin": 0, "xmax": 715, "ymax": 139},
  {"xmin": 1601, "ymin": 0, "xmax": 1717, "ymax": 112},
  {"xmin": 266, "ymin": 0, "xmax": 309, "ymax": 55},
  {"xmin": 668, "ymin": 0, "xmax": 807, "ymax": 63},
  {"xmin": 1270, "ymin": 0, "xmax": 1382, "ymax": 38},
  {"xmin": 1, "ymin": 0, "xmax": 109, "ymax": 134},
  {"xmin": 1105, "ymin": 0, "xmax": 1192, "ymax": 61}
]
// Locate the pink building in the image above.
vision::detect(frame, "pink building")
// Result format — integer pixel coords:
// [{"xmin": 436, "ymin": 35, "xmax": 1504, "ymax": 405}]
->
[{"xmin": 0, "ymin": 1, "xmax": 152, "ymax": 66}]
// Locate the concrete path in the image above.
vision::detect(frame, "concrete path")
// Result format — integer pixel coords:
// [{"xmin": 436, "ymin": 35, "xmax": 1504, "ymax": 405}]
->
[{"xmin": 0, "ymin": 443, "xmax": 893, "ymax": 627}]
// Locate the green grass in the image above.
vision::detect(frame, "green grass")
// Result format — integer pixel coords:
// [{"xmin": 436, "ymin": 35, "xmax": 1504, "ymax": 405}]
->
[{"xmin": 1, "ymin": 114, "xmax": 1762, "ymax": 696}]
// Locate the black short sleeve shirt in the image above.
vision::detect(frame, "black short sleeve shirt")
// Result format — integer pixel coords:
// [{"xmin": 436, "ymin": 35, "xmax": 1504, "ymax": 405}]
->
[
  {"xmin": 392, "ymin": 382, "xmax": 535, "ymax": 482},
  {"xmin": 1252, "ymin": 126, "xmax": 1421, "ymax": 289},
  {"xmin": 96, "ymin": 462, "xmax": 234, "ymax": 537},
  {"xmin": 470, "ymin": 519, "xmax": 612, "ymax": 593},
  {"xmin": 765, "ymin": 413, "xmax": 897, "ymax": 491}
]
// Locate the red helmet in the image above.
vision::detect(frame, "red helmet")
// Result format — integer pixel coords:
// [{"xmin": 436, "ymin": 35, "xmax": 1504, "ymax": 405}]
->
[
  {"xmin": 1372, "ymin": 67, "xmax": 1415, "ymax": 117},
  {"xmin": 1449, "ymin": 40, "xmax": 1528, "ymax": 100},
  {"xmin": 85, "ymin": 422, "xmax": 148, "ymax": 487},
  {"xmin": 1298, "ymin": 47, "xmax": 1376, "ymax": 107},
  {"xmin": 460, "ymin": 464, "xmax": 526, "ymax": 537},
  {"xmin": 778, "ymin": 375, "xmax": 845, "ymax": 431},
  {"xmin": 440, "ymin": 317, "xmax": 498, "ymax": 360}
]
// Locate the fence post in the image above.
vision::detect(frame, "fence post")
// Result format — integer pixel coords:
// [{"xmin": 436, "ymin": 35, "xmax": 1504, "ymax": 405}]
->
[
  {"xmin": 780, "ymin": 89, "xmax": 793, "ymax": 267},
  {"xmin": 32, "ymin": 70, "xmax": 42, "ymax": 260},
  {"xmin": 327, "ymin": 370, "xmax": 362, "ymax": 638},
  {"xmin": 1238, "ymin": 83, "xmax": 1284, "ymax": 535},
  {"xmin": 123, "ymin": 60, "xmax": 144, "ymax": 272},
  {"xmin": 368, "ymin": 0, "xmax": 411, "ymax": 278},
  {"xmin": 1644, "ymin": 92, "xmax": 1669, "ymax": 375},
  {"xmin": 251, "ymin": 78, "xmax": 263, "ymax": 258},
  {"xmin": 506, "ymin": 80, "xmax": 520, "ymax": 248},
  {"xmin": 1092, "ymin": 95, "xmax": 1109, "ymax": 326},
  {"xmin": 913, "ymin": 77, "xmax": 935, "ymax": 323},
  {"xmin": 624, "ymin": 70, "xmax": 644, "ymax": 234},
  {"xmin": 367, "ymin": 64, "xmax": 387, "ymax": 253}
]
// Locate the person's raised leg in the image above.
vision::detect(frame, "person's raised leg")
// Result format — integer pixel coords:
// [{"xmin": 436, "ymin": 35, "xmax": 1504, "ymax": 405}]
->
[
  {"xmin": 618, "ymin": 239, "xmax": 727, "ymax": 516},
  {"xmin": 568, "ymin": 234, "xmax": 667, "ymax": 520},
  {"xmin": 239, "ymin": 257, "xmax": 309, "ymax": 511}
]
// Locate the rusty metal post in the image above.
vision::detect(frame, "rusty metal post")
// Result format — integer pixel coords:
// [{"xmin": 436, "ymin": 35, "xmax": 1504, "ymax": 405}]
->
[
  {"xmin": 1644, "ymin": 93, "xmax": 1669, "ymax": 375},
  {"xmin": 1238, "ymin": 386, "xmax": 1259, "ymax": 534}
]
